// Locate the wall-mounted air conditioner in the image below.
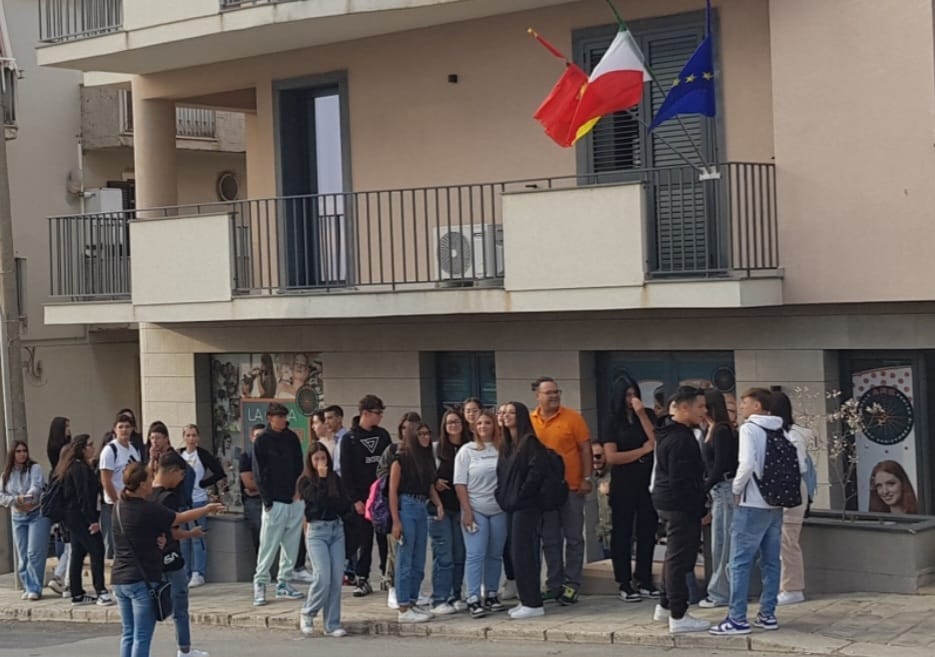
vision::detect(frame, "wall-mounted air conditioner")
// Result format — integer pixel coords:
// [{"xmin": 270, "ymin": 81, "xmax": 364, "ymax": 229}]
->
[{"xmin": 434, "ymin": 223, "xmax": 504, "ymax": 281}]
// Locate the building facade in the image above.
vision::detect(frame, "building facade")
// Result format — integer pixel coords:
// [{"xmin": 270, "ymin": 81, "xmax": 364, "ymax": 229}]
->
[{"xmin": 33, "ymin": 0, "xmax": 935, "ymax": 522}]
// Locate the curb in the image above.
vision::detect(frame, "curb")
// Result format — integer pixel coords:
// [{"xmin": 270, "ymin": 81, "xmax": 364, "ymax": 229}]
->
[{"xmin": 0, "ymin": 602, "xmax": 895, "ymax": 657}]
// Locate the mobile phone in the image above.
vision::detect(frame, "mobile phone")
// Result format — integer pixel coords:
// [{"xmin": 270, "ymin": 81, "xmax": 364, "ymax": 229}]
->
[
  {"xmin": 23, "ymin": 494, "xmax": 34, "ymax": 502},
  {"xmin": 466, "ymin": 522, "xmax": 479, "ymax": 534},
  {"xmin": 398, "ymin": 534, "xmax": 405, "ymax": 547}
]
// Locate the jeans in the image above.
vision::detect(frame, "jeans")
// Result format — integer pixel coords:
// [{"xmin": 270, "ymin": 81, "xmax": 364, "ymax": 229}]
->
[
  {"xmin": 429, "ymin": 509, "xmax": 465, "ymax": 604},
  {"xmin": 781, "ymin": 481, "xmax": 808, "ymax": 593},
  {"xmin": 165, "ymin": 568, "xmax": 191, "ymax": 651},
  {"xmin": 511, "ymin": 507, "xmax": 543, "ymax": 608},
  {"xmin": 63, "ymin": 515, "xmax": 106, "ymax": 599},
  {"xmin": 101, "ymin": 502, "xmax": 115, "ymax": 560},
  {"xmin": 658, "ymin": 510, "xmax": 701, "ymax": 620},
  {"xmin": 54, "ymin": 541, "xmax": 70, "ymax": 581},
  {"xmin": 114, "ymin": 581, "xmax": 157, "ymax": 657},
  {"xmin": 609, "ymin": 477, "xmax": 658, "ymax": 588},
  {"xmin": 541, "ymin": 491, "xmax": 586, "ymax": 592},
  {"xmin": 180, "ymin": 499, "xmax": 208, "ymax": 578},
  {"xmin": 707, "ymin": 481, "xmax": 735, "ymax": 604},
  {"xmin": 254, "ymin": 500, "xmax": 304, "ymax": 586},
  {"xmin": 729, "ymin": 505, "xmax": 783, "ymax": 621},
  {"xmin": 302, "ymin": 519, "xmax": 345, "ymax": 632},
  {"xmin": 461, "ymin": 510, "xmax": 507, "ymax": 601},
  {"xmin": 11, "ymin": 510, "xmax": 51, "ymax": 595},
  {"xmin": 395, "ymin": 495, "xmax": 429, "ymax": 605}
]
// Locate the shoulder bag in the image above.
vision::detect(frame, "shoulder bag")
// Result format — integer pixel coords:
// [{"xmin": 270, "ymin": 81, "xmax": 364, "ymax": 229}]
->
[{"xmin": 115, "ymin": 501, "xmax": 174, "ymax": 621}]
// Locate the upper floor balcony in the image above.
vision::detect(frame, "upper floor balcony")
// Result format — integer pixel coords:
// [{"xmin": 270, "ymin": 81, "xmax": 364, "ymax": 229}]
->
[
  {"xmin": 44, "ymin": 162, "xmax": 782, "ymax": 326},
  {"xmin": 36, "ymin": 0, "xmax": 573, "ymax": 73}
]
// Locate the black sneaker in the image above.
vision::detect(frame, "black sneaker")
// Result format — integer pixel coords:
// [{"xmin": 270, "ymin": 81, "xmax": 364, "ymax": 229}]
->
[
  {"xmin": 484, "ymin": 595, "xmax": 505, "ymax": 612},
  {"xmin": 71, "ymin": 594, "xmax": 96, "ymax": 606},
  {"xmin": 352, "ymin": 578, "xmax": 373, "ymax": 597},
  {"xmin": 638, "ymin": 585, "xmax": 662, "ymax": 599},
  {"xmin": 467, "ymin": 597, "xmax": 488, "ymax": 618},
  {"xmin": 618, "ymin": 584, "xmax": 642, "ymax": 602},
  {"xmin": 558, "ymin": 585, "xmax": 579, "ymax": 605},
  {"xmin": 541, "ymin": 588, "xmax": 563, "ymax": 603}
]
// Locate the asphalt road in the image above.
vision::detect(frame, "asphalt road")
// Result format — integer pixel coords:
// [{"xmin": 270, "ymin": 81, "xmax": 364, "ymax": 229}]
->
[{"xmin": 0, "ymin": 621, "xmax": 824, "ymax": 657}]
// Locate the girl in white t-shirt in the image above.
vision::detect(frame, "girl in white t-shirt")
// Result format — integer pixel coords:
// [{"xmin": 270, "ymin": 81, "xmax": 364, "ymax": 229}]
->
[{"xmin": 179, "ymin": 425, "xmax": 226, "ymax": 589}]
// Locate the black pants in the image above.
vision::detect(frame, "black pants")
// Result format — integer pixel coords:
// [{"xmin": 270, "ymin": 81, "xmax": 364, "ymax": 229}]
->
[
  {"xmin": 657, "ymin": 509, "xmax": 701, "ymax": 620},
  {"xmin": 353, "ymin": 513, "xmax": 375, "ymax": 579},
  {"xmin": 610, "ymin": 480, "xmax": 658, "ymax": 587},
  {"xmin": 375, "ymin": 530, "xmax": 388, "ymax": 575},
  {"xmin": 242, "ymin": 496, "xmax": 263, "ymax": 554},
  {"xmin": 502, "ymin": 512, "xmax": 514, "ymax": 581},
  {"xmin": 64, "ymin": 515, "xmax": 106, "ymax": 599},
  {"xmin": 296, "ymin": 529, "xmax": 308, "ymax": 571},
  {"xmin": 511, "ymin": 508, "xmax": 542, "ymax": 607}
]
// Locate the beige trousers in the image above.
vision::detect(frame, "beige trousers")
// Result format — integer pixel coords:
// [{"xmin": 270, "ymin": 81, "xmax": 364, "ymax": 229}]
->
[{"xmin": 780, "ymin": 481, "xmax": 808, "ymax": 593}]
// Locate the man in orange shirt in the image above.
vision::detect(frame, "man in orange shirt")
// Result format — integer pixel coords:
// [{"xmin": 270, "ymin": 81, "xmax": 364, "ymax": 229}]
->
[{"xmin": 530, "ymin": 376, "xmax": 592, "ymax": 605}]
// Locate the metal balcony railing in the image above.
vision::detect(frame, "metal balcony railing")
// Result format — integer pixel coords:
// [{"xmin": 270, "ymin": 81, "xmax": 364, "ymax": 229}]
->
[
  {"xmin": 47, "ymin": 163, "xmax": 778, "ymax": 301},
  {"xmin": 39, "ymin": 0, "xmax": 123, "ymax": 44},
  {"xmin": 220, "ymin": 0, "xmax": 299, "ymax": 8},
  {"xmin": 118, "ymin": 91, "xmax": 216, "ymax": 139}
]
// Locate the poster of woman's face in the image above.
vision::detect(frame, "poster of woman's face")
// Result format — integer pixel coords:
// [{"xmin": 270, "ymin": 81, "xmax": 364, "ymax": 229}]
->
[{"xmin": 868, "ymin": 460, "xmax": 918, "ymax": 514}]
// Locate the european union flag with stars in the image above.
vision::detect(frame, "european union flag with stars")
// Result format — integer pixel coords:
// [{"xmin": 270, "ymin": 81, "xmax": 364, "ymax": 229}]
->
[{"xmin": 649, "ymin": 35, "xmax": 716, "ymax": 131}]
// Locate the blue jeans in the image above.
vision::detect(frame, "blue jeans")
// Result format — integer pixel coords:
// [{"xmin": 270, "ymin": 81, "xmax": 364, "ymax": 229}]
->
[
  {"xmin": 429, "ymin": 509, "xmax": 465, "ymax": 604},
  {"xmin": 114, "ymin": 581, "xmax": 157, "ymax": 657},
  {"xmin": 461, "ymin": 510, "xmax": 507, "ymax": 601},
  {"xmin": 101, "ymin": 502, "xmax": 115, "ymax": 560},
  {"xmin": 302, "ymin": 519, "xmax": 345, "ymax": 633},
  {"xmin": 165, "ymin": 568, "xmax": 191, "ymax": 651},
  {"xmin": 180, "ymin": 499, "xmax": 207, "ymax": 578},
  {"xmin": 395, "ymin": 495, "xmax": 429, "ymax": 606},
  {"xmin": 707, "ymin": 481, "xmax": 735, "ymax": 604},
  {"xmin": 728, "ymin": 505, "xmax": 783, "ymax": 621},
  {"xmin": 12, "ymin": 510, "xmax": 51, "ymax": 595}
]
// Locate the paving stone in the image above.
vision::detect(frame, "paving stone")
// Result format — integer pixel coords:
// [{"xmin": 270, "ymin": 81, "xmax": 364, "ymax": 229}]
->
[
  {"xmin": 673, "ymin": 632, "xmax": 749, "ymax": 651},
  {"xmin": 749, "ymin": 630, "xmax": 852, "ymax": 654},
  {"xmin": 229, "ymin": 612, "xmax": 269, "ymax": 628},
  {"xmin": 545, "ymin": 623, "xmax": 613, "ymax": 644},
  {"xmin": 838, "ymin": 642, "xmax": 933, "ymax": 657},
  {"xmin": 266, "ymin": 612, "xmax": 299, "ymax": 630},
  {"xmin": 486, "ymin": 621, "xmax": 546, "ymax": 642},
  {"xmin": 611, "ymin": 629, "xmax": 675, "ymax": 648},
  {"xmin": 427, "ymin": 622, "xmax": 487, "ymax": 640},
  {"xmin": 397, "ymin": 622, "xmax": 430, "ymax": 637}
]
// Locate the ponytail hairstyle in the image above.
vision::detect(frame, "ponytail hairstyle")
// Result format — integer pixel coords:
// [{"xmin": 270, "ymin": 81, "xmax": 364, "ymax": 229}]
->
[{"xmin": 120, "ymin": 462, "xmax": 151, "ymax": 500}]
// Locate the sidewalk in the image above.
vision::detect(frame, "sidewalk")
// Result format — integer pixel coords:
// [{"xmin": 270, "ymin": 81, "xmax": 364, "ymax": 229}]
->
[{"xmin": 3, "ymin": 576, "xmax": 935, "ymax": 657}]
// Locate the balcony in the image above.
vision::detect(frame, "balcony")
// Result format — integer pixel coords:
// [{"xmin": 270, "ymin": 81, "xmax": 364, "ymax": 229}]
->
[
  {"xmin": 39, "ymin": 0, "xmax": 122, "ymax": 44},
  {"xmin": 45, "ymin": 163, "xmax": 782, "ymax": 324},
  {"xmin": 118, "ymin": 91, "xmax": 216, "ymax": 140}
]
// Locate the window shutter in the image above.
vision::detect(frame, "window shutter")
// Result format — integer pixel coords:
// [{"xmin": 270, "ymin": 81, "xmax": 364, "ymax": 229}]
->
[{"xmin": 582, "ymin": 41, "xmax": 642, "ymax": 173}]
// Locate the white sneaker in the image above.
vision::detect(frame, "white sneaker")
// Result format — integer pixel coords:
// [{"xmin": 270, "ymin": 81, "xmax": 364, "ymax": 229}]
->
[
  {"xmin": 498, "ymin": 580, "xmax": 518, "ymax": 601},
  {"xmin": 300, "ymin": 613, "xmax": 315, "ymax": 637},
  {"xmin": 509, "ymin": 605, "xmax": 545, "ymax": 620},
  {"xmin": 398, "ymin": 608, "xmax": 431, "ymax": 623},
  {"xmin": 325, "ymin": 628, "xmax": 347, "ymax": 638},
  {"xmin": 20, "ymin": 592, "xmax": 29, "ymax": 600},
  {"xmin": 431, "ymin": 602, "xmax": 457, "ymax": 616},
  {"xmin": 178, "ymin": 650, "xmax": 210, "ymax": 657},
  {"xmin": 188, "ymin": 573, "xmax": 205, "ymax": 588},
  {"xmin": 698, "ymin": 597, "xmax": 727, "ymax": 608},
  {"xmin": 292, "ymin": 569, "xmax": 315, "ymax": 584},
  {"xmin": 777, "ymin": 591, "xmax": 805, "ymax": 606},
  {"xmin": 253, "ymin": 582, "xmax": 267, "ymax": 607},
  {"xmin": 26, "ymin": 592, "xmax": 40, "ymax": 601},
  {"xmin": 96, "ymin": 592, "xmax": 115, "ymax": 607},
  {"xmin": 48, "ymin": 577, "xmax": 66, "ymax": 595},
  {"xmin": 413, "ymin": 604, "xmax": 435, "ymax": 618},
  {"xmin": 669, "ymin": 613, "xmax": 711, "ymax": 634},
  {"xmin": 452, "ymin": 599, "xmax": 468, "ymax": 612},
  {"xmin": 387, "ymin": 587, "xmax": 399, "ymax": 610},
  {"xmin": 653, "ymin": 604, "xmax": 668, "ymax": 622},
  {"xmin": 417, "ymin": 592, "xmax": 432, "ymax": 606}
]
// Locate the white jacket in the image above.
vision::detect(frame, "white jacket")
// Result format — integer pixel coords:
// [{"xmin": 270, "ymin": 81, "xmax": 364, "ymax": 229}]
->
[
  {"xmin": 733, "ymin": 414, "xmax": 785, "ymax": 509},
  {"xmin": 786, "ymin": 424, "xmax": 811, "ymax": 475}
]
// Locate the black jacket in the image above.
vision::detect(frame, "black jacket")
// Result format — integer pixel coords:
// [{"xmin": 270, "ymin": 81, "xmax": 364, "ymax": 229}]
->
[
  {"xmin": 651, "ymin": 421, "xmax": 706, "ymax": 517},
  {"xmin": 297, "ymin": 473, "xmax": 353, "ymax": 522},
  {"xmin": 339, "ymin": 424, "xmax": 392, "ymax": 504},
  {"xmin": 63, "ymin": 460, "xmax": 102, "ymax": 526},
  {"xmin": 702, "ymin": 424, "xmax": 738, "ymax": 492},
  {"xmin": 253, "ymin": 427, "xmax": 304, "ymax": 509},
  {"xmin": 180, "ymin": 446, "xmax": 226, "ymax": 490},
  {"xmin": 496, "ymin": 436, "xmax": 548, "ymax": 513}
]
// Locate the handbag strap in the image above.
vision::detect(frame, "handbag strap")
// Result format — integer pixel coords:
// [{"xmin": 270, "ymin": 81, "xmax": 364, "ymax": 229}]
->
[{"xmin": 114, "ymin": 500, "xmax": 158, "ymax": 592}]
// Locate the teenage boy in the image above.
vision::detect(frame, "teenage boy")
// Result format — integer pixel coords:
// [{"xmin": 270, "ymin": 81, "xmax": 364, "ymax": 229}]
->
[
  {"xmin": 100, "ymin": 413, "xmax": 141, "ymax": 560},
  {"xmin": 710, "ymin": 388, "xmax": 786, "ymax": 636},
  {"xmin": 650, "ymin": 387, "xmax": 710, "ymax": 634},
  {"xmin": 251, "ymin": 403, "xmax": 305, "ymax": 606}
]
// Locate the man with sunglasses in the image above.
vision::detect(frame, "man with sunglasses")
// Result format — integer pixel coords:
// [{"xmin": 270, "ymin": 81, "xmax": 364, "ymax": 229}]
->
[{"xmin": 340, "ymin": 394, "xmax": 392, "ymax": 597}]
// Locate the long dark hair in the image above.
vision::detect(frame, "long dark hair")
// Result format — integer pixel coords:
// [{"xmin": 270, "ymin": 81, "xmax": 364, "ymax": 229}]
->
[
  {"xmin": 609, "ymin": 375, "xmax": 642, "ymax": 429},
  {"xmin": 397, "ymin": 411, "xmax": 422, "ymax": 444},
  {"xmin": 770, "ymin": 391, "xmax": 794, "ymax": 431},
  {"xmin": 397, "ymin": 420, "xmax": 436, "ymax": 494},
  {"xmin": 298, "ymin": 442, "xmax": 340, "ymax": 498},
  {"xmin": 499, "ymin": 401, "xmax": 538, "ymax": 456},
  {"xmin": 120, "ymin": 462, "xmax": 150, "ymax": 500},
  {"xmin": 47, "ymin": 417, "xmax": 70, "ymax": 465},
  {"xmin": 54, "ymin": 434, "xmax": 92, "ymax": 481},
  {"xmin": 438, "ymin": 408, "xmax": 469, "ymax": 463},
  {"xmin": 2, "ymin": 440, "xmax": 35, "ymax": 491},
  {"xmin": 704, "ymin": 389, "xmax": 733, "ymax": 442}
]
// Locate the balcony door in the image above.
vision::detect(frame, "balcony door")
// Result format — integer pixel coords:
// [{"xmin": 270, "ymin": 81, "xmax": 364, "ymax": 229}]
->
[
  {"xmin": 574, "ymin": 12, "xmax": 722, "ymax": 275},
  {"xmin": 277, "ymin": 77, "xmax": 350, "ymax": 288}
]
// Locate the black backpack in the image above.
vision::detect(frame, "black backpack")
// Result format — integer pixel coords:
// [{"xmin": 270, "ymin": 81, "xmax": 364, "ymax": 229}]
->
[
  {"xmin": 40, "ymin": 475, "xmax": 66, "ymax": 523},
  {"xmin": 752, "ymin": 424, "xmax": 802, "ymax": 508},
  {"xmin": 538, "ymin": 448, "xmax": 569, "ymax": 512}
]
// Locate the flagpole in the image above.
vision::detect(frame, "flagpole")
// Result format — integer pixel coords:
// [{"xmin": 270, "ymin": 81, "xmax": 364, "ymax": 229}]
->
[{"xmin": 605, "ymin": 0, "xmax": 711, "ymax": 170}]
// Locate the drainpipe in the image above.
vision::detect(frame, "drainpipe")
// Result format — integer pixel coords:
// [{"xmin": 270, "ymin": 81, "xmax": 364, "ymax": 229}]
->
[{"xmin": 0, "ymin": 302, "xmax": 17, "ymax": 588}]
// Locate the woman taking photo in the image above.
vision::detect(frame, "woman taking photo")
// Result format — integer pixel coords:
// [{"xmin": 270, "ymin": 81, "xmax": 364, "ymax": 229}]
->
[
  {"xmin": 0, "ymin": 440, "xmax": 49, "ymax": 600},
  {"xmin": 390, "ymin": 422, "xmax": 444, "ymax": 623},
  {"xmin": 297, "ymin": 442, "xmax": 351, "ymax": 637},
  {"xmin": 602, "ymin": 380, "xmax": 659, "ymax": 602},
  {"xmin": 454, "ymin": 409, "xmax": 506, "ymax": 619},
  {"xmin": 429, "ymin": 409, "xmax": 469, "ymax": 614},
  {"xmin": 112, "ymin": 462, "xmax": 222, "ymax": 657},
  {"xmin": 497, "ymin": 401, "xmax": 547, "ymax": 619},
  {"xmin": 57, "ymin": 434, "xmax": 113, "ymax": 606},
  {"xmin": 698, "ymin": 389, "xmax": 738, "ymax": 609},
  {"xmin": 179, "ymin": 424, "xmax": 225, "ymax": 588}
]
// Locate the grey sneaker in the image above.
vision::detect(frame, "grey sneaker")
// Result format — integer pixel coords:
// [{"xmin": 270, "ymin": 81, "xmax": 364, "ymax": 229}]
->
[
  {"xmin": 276, "ymin": 583, "xmax": 304, "ymax": 600},
  {"xmin": 253, "ymin": 583, "xmax": 267, "ymax": 607}
]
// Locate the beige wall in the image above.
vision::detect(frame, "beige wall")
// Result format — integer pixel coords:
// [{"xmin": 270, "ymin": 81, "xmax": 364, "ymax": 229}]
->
[
  {"xmin": 770, "ymin": 0, "xmax": 935, "ymax": 304},
  {"xmin": 131, "ymin": 0, "xmax": 772, "ymax": 199}
]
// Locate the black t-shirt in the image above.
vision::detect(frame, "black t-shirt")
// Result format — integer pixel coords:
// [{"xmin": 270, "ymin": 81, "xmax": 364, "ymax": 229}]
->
[
  {"xmin": 394, "ymin": 449, "xmax": 435, "ymax": 497},
  {"xmin": 111, "ymin": 498, "xmax": 177, "ymax": 585},
  {"xmin": 149, "ymin": 486, "xmax": 184, "ymax": 572},
  {"xmin": 238, "ymin": 449, "xmax": 260, "ymax": 498},
  {"xmin": 602, "ymin": 409, "xmax": 656, "ymax": 486}
]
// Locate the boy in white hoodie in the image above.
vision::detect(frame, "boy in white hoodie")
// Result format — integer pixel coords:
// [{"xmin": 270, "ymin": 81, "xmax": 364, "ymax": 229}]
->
[{"xmin": 710, "ymin": 388, "xmax": 787, "ymax": 636}]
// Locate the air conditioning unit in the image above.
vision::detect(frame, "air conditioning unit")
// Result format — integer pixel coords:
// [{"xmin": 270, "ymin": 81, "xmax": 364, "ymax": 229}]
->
[{"xmin": 434, "ymin": 224, "xmax": 504, "ymax": 282}]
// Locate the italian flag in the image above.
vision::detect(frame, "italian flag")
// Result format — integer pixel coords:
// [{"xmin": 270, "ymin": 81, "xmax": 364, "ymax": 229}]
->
[{"xmin": 567, "ymin": 27, "xmax": 651, "ymax": 144}]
